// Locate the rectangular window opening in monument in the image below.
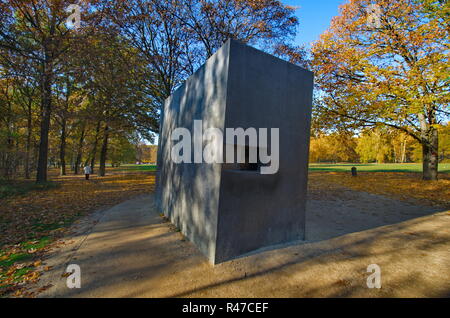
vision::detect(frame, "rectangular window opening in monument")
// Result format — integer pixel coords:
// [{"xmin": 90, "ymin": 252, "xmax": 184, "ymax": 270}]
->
[{"xmin": 239, "ymin": 145, "xmax": 260, "ymax": 172}]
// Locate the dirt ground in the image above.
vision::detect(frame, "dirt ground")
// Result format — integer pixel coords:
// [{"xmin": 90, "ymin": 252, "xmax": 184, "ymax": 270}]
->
[{"xmin": 34, "ymin": 180, "xmax": 450, "ymax": 298}]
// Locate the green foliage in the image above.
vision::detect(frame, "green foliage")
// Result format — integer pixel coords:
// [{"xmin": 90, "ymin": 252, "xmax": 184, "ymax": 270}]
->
[
  {"xmin": 0, "ymin": 253, "xmax": 30, "ymax": 269},
  {"xmin": 118, "ymin": 165, "xmax": 157, "ymax": 172},
  {"xmin": 109, "ymin": 135, "xmax": 139, "ymax": 165},
  {"xmin": 309, "ymin": 163, "xmax": 450, "ymax": 173}
]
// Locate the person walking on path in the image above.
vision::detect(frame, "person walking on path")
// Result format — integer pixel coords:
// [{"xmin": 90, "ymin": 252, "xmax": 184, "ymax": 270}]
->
[{"xmin": 84, "ymin": 165, "xmax": 92, "ymax": 180}]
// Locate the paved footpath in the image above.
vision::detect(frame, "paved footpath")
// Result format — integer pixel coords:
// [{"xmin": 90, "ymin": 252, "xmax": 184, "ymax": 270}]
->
[
  {"xmin": 36, "ymin": 192, "xmax": 449, "ymax": 298},
  {"xmin": 37, "ymin": 194, "xmax": 200, "ymax": 297}
]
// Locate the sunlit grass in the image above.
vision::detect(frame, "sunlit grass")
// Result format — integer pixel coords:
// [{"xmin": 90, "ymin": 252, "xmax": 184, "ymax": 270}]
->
[
  {"xmin": 117, "ymin": 164, "xmax": 157, "ymax": 172},
  {"xmin": 309, "ymin": 163, "xmax": 450, "ymax": 173},
  {"xmin": 116, "ymin": 163, "xmax": 450, "ymax": 174}
]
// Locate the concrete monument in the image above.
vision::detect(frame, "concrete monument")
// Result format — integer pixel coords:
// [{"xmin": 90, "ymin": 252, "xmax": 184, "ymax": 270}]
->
[{"xmin": 156, "ymin": 39, "xmax": 313, "ymax": 264}]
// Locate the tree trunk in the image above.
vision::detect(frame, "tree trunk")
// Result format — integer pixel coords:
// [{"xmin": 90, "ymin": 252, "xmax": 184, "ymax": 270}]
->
[
  {"xmin": 60, "ymin": 78, "xmax": 71, "ymax": 176},
  {"xmin": 59, "ymin": 117, "xmax": 67, "ymax": 175},
  {"xmin": 36, "ymin": 58, "xmax": 53, "ymax": 183},
  {"xmin": 3, "ymin": 130, "xmax": 14, "ymax": 179},
  {"xmin": 89, "ymin": 120, "xmax": 101, "ymax": 173},
  {"xmin": 422, "ymin": 127, "xmax": 439, "ymax": 181},
  {"xmin": 74, "ymin": 123, "xmax": 86, "ymax": 175},
  {"xmin": 83, "ymin": 157, "xmax": 90, "ymax": 168},
  {"xmin": 24, "ymin": 101, "xmax": 32, "ymax": 179},
  {"xmin": 98, "ymin": 124, "xmax": 109, "ymax": 177},
  {"xmin": 402, "ymin": 139, "xmax": 407, "ymax": 163}
]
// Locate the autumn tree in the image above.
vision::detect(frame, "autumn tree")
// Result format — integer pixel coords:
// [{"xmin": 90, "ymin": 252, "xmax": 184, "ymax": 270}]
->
[
  {"xmin": 0, "ymin": 62, "xmax": 39, "ymax": 179},
  {"xmin": 109, "ymin": 0, "xmax": 305, "ymax": 111},
  {"xmin": 0, "ymin": 0, "xmax": 104, "ymax": 182},
  {"xmin": 0, "ymin": 0, "xmax": 72, "ymax": 182},
  {"xmin": 0, "ymin": 0, "xmax": 304, "ymax": 180},
  {"xmin": 76, "ymin": 31, "xmax": 157, "ymax": 176},
  {"xmin": 356, "ymin": 127, "xmax": 398, "ymax": 163},
  {"xmin": 107, "ymin": 0, "xmax": 192, "ymax": 102},
  {"xmin": 312, "ymin": 0, "xmax": 449, "ymax": 180},
  {"xmin": 0, "ymin": 76, "xmax": 19, "ymax": 178},
  {"xmin": 172, "ymin": 0, "xmax": 300, "ymax": 57},
  {"xmin": 309, "ymin": 132, "xmax": 359, "ymax": 163}
]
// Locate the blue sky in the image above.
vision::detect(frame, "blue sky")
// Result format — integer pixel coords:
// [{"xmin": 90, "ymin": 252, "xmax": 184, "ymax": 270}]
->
[{"xmin": 282, "ymin": 0, "xmax": 347, "ymax": 48}]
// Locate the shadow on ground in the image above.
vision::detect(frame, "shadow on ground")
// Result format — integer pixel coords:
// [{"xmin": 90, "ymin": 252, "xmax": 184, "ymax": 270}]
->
[{"xmin": 37, "ymin": 189, "xmax": 450, "ymax": 298}]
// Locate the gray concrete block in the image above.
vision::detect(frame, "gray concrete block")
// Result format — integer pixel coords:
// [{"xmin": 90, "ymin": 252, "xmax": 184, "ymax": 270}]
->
[{"xmin": 156, "ymin": 39, "xmax": 313, "ymax": 264}]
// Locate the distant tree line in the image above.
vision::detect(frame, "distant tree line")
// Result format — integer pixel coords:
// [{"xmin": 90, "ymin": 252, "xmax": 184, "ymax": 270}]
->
[
  {"xmin": 310, "ymin": 124, "xmax": 450, "ymax": 164},
  {"xmin": 135, "ymin": 144, "xmax": 158, "ymax": 165}
]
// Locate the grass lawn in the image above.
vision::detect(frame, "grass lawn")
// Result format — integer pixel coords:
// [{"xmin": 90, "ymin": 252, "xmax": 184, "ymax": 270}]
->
[
  {"xmin": 118, "ymin": 163, "xmax": 450, "ymax": 174},
  {"xmin": 117, "ymin": 164, "xmax": 158, "ymax": 172},
  {"xmin": 309, "ymin": 163, "xmax": 450, "ymax": 173}
]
